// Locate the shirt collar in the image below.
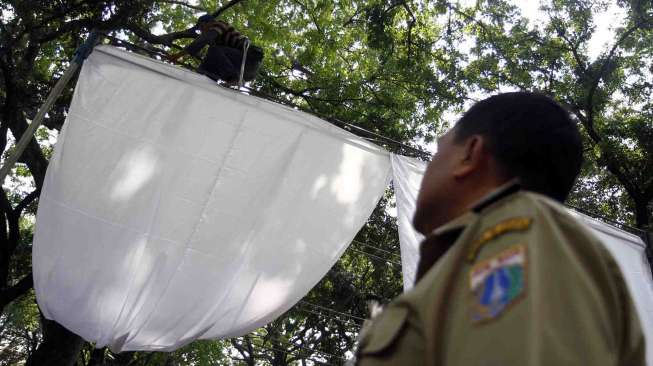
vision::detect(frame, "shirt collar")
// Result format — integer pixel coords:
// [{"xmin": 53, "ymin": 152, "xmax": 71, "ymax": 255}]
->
[
  {"xmin": 429, "ymin": 211, "xmax": 476, "ymax": 238},
  {"xmin": 471, "ymin": 179, "xmax": 521, "ymax": 213},
  {"xmin": 429, "ymin": 179, "xmax": 521, "ymax": 238}
]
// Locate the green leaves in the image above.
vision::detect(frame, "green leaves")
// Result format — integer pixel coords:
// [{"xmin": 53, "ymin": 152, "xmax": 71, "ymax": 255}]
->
[{"xmin": 1, "ymin": 0, "xmax": 652, "ymax": 364}]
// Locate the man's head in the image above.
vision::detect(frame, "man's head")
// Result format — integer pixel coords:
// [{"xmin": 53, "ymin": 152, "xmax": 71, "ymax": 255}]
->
[
  {"xmin": 413, "ymin": 92, "xmax": 583, "ymax": 234},
  {"xmin": 196, "ymin": 14, "xmax": 214, "ymax": 33}
]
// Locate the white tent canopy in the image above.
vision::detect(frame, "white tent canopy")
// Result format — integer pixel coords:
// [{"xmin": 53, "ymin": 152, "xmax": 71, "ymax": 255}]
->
[
  {"xmin": 391, "ymin": 155, "xmax": 653, "ymax": 365},
  {"xmin": 33, "ymin": 46, "xmax": 392, "ymax": 351}
]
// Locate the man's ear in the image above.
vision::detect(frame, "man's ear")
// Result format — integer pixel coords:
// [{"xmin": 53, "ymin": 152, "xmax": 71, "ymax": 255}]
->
[{"xmin": 452, "ymin": 135, "xmax": 486, "ymax": 178}]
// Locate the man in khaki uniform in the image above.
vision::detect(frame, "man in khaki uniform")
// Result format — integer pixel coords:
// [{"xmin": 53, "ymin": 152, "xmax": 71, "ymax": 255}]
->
[{"xmin": 355, "ymin": 92, "xmax": 645, "ymax": 365}]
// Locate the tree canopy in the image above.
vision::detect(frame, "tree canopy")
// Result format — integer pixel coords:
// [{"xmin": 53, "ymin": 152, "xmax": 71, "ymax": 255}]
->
[{"xmin": 0, "ymin": 0, "xmax": 651, "ymax": 364}]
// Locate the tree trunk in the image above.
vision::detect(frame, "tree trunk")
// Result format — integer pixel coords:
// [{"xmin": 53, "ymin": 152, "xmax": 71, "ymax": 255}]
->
[
  {"xmin": 87, "ymin": 347, "xmax": 106, "ymax": 365},
  {"xmin": 26, "ymin": 318, "xmax": 85, "ymax": 366},
  {"xmin": 635, "ymin": 198, "xmax": 651, "ymax": 230},
  {"xmin": 110, "ymin": 351, "xmax": 135, "ymax": 365}
]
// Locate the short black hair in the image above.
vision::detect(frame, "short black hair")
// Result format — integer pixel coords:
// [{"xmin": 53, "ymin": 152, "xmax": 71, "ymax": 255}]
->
[{"xmin": 453, "ymin": 92, "xmax": 582, "ymax": 202}]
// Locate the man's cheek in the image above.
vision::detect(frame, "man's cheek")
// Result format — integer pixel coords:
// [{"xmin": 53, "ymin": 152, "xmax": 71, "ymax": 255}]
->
[
  {"xmin": 421, "ymin": 168, "xmax": 439, "ymax": 195},
  {"xmin": 416, "ymin": 176, "xmax": 436, "ymax": 211}
]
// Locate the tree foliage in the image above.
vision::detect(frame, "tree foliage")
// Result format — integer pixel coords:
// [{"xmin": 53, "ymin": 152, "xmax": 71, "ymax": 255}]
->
[{"xmin": 0, "ymin": 0, "xmax": 651, "ymax": 364}]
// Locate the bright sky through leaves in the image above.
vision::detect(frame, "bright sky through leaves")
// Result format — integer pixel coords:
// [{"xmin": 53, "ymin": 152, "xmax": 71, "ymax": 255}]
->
[{"xmin": 513, "ymin": 0, "xmax": 627, "ymax": 60}]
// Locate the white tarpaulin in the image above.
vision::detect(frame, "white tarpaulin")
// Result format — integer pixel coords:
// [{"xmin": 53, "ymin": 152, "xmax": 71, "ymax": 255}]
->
[
  {"xmin": 391, "ymin": 154, "xmax": 653, "ymax": 365},
  {"xmin": 569, "ymin": 211, "xmax": 653, "ymax": 365},
  {"xmin": 390, "ymin": 154, "xmax": 426, "ymax": 289},
  {"xmin": 33, "ymin": 46, "xmax": 392, "ymax": 352}
]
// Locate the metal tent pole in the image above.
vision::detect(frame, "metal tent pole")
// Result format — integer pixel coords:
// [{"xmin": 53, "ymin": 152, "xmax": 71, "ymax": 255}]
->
[{"xmin": 0, "ymin": 31, "xmax": 102, "ymax": 185}]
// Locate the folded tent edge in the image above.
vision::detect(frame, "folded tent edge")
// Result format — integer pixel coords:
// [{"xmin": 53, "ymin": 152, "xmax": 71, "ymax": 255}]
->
[{"xmin": 92, "ymin": 46, "xmax": 390, "ymax": 159}]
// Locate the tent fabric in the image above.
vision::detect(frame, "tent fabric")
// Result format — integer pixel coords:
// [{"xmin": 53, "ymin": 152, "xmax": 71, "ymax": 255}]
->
[
  {"xmin": 391, "ymin": 154, "xmax": 653, "ymax": 365},
  {"xmin": 33, "ymin": 46, "xmax": 393, "ymax": 352},
  {"xmin": 569, "ymin": 211, "xmax": 653, "ymax": 366},
  {"xmin": 390, "ymin": 154, "xmax": 426, "ymax": 289}
]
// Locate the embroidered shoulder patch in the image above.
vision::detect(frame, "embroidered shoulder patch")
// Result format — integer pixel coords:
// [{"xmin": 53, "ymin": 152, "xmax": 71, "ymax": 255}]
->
[
  {"xmin": 469, "ymin": 244, "xmax": 527, "ymax": 323},
  {"xmin": 467, "ymin": 217, "xmax": 532, "ymax": 262}
]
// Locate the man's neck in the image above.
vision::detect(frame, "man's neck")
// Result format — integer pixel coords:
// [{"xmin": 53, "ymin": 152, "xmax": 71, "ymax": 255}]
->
[
  {"xmin": 414, "ymin": 180, "xmax": 521, "ymax": 284},
  {"xmin": 430, "ymin": 179, "xmax": 520, "ymax": 235}
]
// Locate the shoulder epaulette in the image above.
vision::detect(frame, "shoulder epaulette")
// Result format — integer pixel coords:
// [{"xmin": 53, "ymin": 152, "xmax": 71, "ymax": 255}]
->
[{"xmin": 467, "ymin": 217, "xmax": 532, "ymax": 262}]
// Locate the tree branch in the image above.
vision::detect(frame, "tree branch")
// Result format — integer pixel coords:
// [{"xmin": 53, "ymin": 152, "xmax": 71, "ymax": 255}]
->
[
  {"xmin": 14, "ymin": 189, "xmax": 40, "ymax": 217},
  {"xmin": 291, "ymin": 0, "xmax": 323, "ymax": 34},
  {"xmin": 344, "ymin": 7, "xmax": 364, "ymax": 27},
  {"xmin": 124, "ymin": 23, "xmax": 193, "ymax": 48},
  {"xmin": 160, "ymin": 0, "xmax": 206, "ymax": 12},
  {"xmin": 124, "ymin": 0, "xmax": 248, "ymax": 48},
  {"xmin": 402, "ymin": 2, "xmax": 416, "ymax": 61},
  {"xmin": 548, "ymin": 17, "xmax": 586, "ymax": 74},
  {"xmin": 211, "ymin": 0, "xmax": 247, "ymax": 18},
  {"xmin": 585, "ymin": 22, "xmax": 642, "ymax": 134},
  {"xmin": 0, "ymin": 192, "xmax": 19, "ymax": 289},
  {"xmin": 573, "ymin": 22, "xmax": 646, "ymax": 209},
  {"xmin": 8, "ymin": 117, "xmax": 49, "ymax": 191},
  {"xmin": 447, "ymin": 4, "xmax": 522, "ymax": 76},
  {"xmin": 0, "ymin": 274, "xmax": 33, "ymax": 313}
]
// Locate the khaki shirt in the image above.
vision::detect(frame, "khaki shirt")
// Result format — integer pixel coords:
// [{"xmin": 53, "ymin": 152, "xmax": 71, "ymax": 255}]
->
[{"xmin": 356, "ymin": 184, "xmax": 645, "ymax": 366}]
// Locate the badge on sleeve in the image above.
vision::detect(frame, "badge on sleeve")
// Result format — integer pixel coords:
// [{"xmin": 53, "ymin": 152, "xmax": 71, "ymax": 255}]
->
[{"xmin": 469, "ymin": 244, "xmax": 527, "ymax": 323}]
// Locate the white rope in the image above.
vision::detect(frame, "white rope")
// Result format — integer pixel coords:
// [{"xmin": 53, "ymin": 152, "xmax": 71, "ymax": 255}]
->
[{"xmin": 239, "ymin": 38, "xmax": 250, "ymax": 88}]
